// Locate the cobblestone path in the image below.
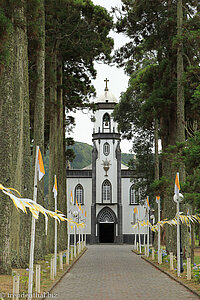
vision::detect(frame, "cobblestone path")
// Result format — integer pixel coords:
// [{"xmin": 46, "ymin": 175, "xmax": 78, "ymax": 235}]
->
[{"xmin": 51, "ymin": 245, "xmax": 199, "ymax": 300}]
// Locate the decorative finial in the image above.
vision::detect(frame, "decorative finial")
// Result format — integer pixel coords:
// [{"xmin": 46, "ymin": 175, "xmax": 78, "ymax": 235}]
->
[{"xmin": 104, "ymin": 78, "xmax": 109, "ymax": 91}]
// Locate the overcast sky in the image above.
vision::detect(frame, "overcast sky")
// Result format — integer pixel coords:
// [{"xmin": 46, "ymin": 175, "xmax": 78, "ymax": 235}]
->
[{"xmin": 67, "ymin": 0, "xmax": 133, "ymax": 153}]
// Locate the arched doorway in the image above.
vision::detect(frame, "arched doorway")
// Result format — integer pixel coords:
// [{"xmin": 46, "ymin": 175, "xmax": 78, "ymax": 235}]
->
[{"xmin": 97, "ymin": 207, "xmax": 117, "ymax": 243}]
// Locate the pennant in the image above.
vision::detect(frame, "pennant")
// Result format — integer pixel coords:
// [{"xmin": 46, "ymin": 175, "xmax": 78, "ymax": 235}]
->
[
  {"xmin": 76, "ymin": 199, "xmax": 78, "ymax": 207},
  {"xmin": 53, "ymin": 175, "xmax": 57, "ymax": 198},
  {"xmin": 146, "ymin": 196, "xmax": 150, "ymax": 210},
  {"xmin": 156, "ymin": 196, "xmax": 160, "ymax": 204},
  {"xmin": 70, "ymin": 191, "xmax": 73, "ymax": 204},
  {"xmin": 174, "ymin": 172, "xmax": 180, "ymax": 195},
  {"xmin": 85, "ymin": 211, "xmax": 87, "ymax": 218},
  {"xmin": 133, "ymin": 207, "xmax": 138, "ymax": 214},
  {"xmin": 38, "ymin": 148, "xmax": 45, "ymax": 181},
  {"xmin": 79, "ymin": 204, "xmax": 81, "ymax": 211}
]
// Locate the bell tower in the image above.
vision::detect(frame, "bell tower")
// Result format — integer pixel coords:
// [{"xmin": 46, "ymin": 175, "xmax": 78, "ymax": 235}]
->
[{"xmin": 90, "ymin": 79, "xmax": 123, "ymax": 244}]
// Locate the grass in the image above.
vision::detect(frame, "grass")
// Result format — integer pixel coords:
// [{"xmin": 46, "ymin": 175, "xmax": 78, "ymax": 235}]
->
[{"xmin": 0, "ymin": 244, "xmax": 86, "ymax": 300}]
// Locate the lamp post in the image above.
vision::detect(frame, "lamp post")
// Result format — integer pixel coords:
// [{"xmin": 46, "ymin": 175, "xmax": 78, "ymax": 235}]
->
[
  {"xmin": 150, "ymin": 211, "xmax": 155, "ymax": 245},
  {"xmin": 173, "ymin": 192, "xmax": 184, "ymax": 276}
]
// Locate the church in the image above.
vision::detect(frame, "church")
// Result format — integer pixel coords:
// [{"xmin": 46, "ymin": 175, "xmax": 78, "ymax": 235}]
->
[{"xmin": 66, "ymin": 81, "xmax": 147, "ymax": 244}]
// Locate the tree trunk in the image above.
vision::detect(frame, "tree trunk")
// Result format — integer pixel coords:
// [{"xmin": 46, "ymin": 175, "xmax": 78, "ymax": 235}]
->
[
  {"xmin": 57, "ymin": 56, "xmax": 67, "ymax": 251},
  {"xmin": 46, "ymin": 51, "xmax": 57, "ymax": 253},
  {"xmin": 0, "ymin": 21, "xmax": 14, "ymax": 274},
  {"xmin": 9, "ymin": 2, "xmax": 32, "ymax": 269},
  {"xmin": 0, "ymin": 1, "xmax": 32, "ymax": 272},
  {"xmin": 31, "ymin": 0, "xmax": 46, "ymax": 262}
]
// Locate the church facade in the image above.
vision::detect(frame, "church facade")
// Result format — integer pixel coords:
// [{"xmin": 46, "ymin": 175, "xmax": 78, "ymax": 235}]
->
[{"xmin": 66, "ymin": 84, "xmax": 147, "ymax": 244}]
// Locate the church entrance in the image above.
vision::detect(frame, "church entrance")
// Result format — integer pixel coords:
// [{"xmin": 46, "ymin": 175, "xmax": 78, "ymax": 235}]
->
[
  {"xmin": 97, "ymin": 207, "xmax": 117, "ymax": 243},
  {"xmin": 99, "ymin": 223, "xmax": 114, "ymax": 243}
]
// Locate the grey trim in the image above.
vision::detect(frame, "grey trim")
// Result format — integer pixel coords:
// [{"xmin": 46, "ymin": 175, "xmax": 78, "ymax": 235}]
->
[
  {"xmin": 103, "ymin": 142, "xmax": 110, "ymax": 156},
  {"xmin": 102, "ymin": 113, "xmax": 111, "ymax": 132},
  {"xmin": 92, "ymin": 133, "xmax": 121, "ymax": 141},
  {"xmin": 96, "ymin": 103, "xmax": 116, "ymax": 109},
  {"xmin": 102, "ymin": 179, "xmax": 112, "ymax": 203},
  {"xmin": 74, "ymin": 184, "xmax": 84, "ymax": 205},
  {"xmin": 121, "ymin": 170, "xmax": 144, "ymax": 178},
  {"xmin": 97, "ymin": 206, "xmax": 117, "ymax": 223},
  {"xmin": 66, "ymin": 170, "xmax": 92, "ymax": 178},
  {"xmin": 86, "ymin": 234, "xmax": 147, "ymax": 245},
  {"xmin": 116, "ymin": 141, "xmax": 123, "ymax": 243},
  {"xmin": 91, "ymin": 141, "xmax": 98, "ymax": 244},
  {"xmin": 123, "ymin": 234, "xmax": 146, "ymax": 244}
]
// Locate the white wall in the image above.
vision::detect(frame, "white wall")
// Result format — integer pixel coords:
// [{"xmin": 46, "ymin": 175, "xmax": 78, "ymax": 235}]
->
[
  {"xmin": 122, "ymin": 178, "xmax": 147, "ymax": 235},
  {"xmin": 94, "ymin": 109, "xmax": 118, "ymax": 133},
  {"xmin": 95, "ymin": 140, "xmax": 118, "ymax": 204},
  {"xmin": 66, "ymin": 177, "xmax": 92, "ymax": 235}
]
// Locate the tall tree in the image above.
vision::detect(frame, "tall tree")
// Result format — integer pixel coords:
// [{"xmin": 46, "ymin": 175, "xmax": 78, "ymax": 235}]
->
[
  {"xmin": 28, "ymin": 0, "xmax": 46, "ymax": 260},
  {"xmin": 0, "ymin": 0, "xmax": 32, "ymax": 272},
  {"xmin": 113, "ymin": 0, "xmax": 199, "ymax": 253},
  {"xmin": 44, "ymin": 0, "xmax": 113, "ymax": 252}
]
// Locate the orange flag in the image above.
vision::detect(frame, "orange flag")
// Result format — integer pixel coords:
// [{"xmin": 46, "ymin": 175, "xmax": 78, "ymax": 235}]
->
[
  {"xmin": 53, "ymin": 175, "xmax": 57, "ymax": 198},
  {"xmin": 38, "ymin": 148, "xmax": 45, "ymax": 181},
  {"xmin": 174, "ymin": 172, "xmax": 180, "ymax": 195}
]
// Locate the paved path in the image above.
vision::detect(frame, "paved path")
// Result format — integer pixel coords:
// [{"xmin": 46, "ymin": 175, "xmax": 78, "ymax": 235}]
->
[{"xmin": 51, "ymin": 245, "xmax": 199, "ymax": 300}]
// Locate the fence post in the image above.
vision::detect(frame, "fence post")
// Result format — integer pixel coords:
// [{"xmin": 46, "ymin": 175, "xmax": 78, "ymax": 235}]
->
[
  {"xmin": 152, "ymin": 247, "xmax": 155, "ymax": 260},
  {"xmin": 35, "ymin": 264, "xmax": 41, "ymax": 293},
  {"xmin": 13, "ymin": 275, "xmax": 20, "ymax": 299},
  {"xmin": 66, "ymin": 249, "xmax": 69, "ymax": 265},
  {"xmin": 170, "ymin": 252, "xmax": 174, "ymax": 270},
  {"xmin": 158, "ymin": 250, "xmax": 162, "ymax": 264},
  {"xmin": 50, "ymin": 257, "xmax": 54, "ymax": 280},
  {"xmin": 187, "ymin": 258, "xmax": 191, "ymax": 280},
  {"xmin": 59, "ymin": 252, "xmax": 63, "ymax": 270},
  {"xmin": 70, "ymin": 246, "xmax": 73, "ymax": 261}
]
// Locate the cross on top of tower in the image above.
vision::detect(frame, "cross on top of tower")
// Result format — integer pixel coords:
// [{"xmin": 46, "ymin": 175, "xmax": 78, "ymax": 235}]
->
[{"xmin": 104, "ymin": 78, "xmax": 109, "ymax": 91}]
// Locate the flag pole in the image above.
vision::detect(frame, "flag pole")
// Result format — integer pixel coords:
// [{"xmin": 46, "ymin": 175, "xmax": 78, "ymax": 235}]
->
[
  {"xmin": 147, "ymin": 196, "xmax": 150, "ymax": 257},
  {"xmin": 138, "ymin": 210, "xmax": 141, "ymax": 253},
  {"xmin": 157, "ymin": 197, "xmax": 161, "ymax": 264},
  {"xmin": 54, "ymin": 175, "xmax": 57, "ymax": 277},
  {"xmin": 28, "ymin": 146, "xmax": 39, "ymax": 299},
  {"xmin": 177, "ymin": 199, "xmax": 180, "ymax": 276}
]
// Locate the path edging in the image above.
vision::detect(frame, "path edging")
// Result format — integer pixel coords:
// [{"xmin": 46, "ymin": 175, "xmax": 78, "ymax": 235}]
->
[
  {"xmin": 140, "ymin": 254, "xmax": 200, "ymax": 298},
  {"xmin": 42, "ymin": 248, "xmax": 88, "ymax": 299}
]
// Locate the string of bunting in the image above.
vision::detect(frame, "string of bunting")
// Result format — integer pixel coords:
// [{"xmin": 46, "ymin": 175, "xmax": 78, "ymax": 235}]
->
[
  {"xmin": 0, "ymin": 184, "xmax": 85, "ymax": 230},
  {"xmin": 132, "ymin": 213, "xmax": 200, "ymax": 232}
]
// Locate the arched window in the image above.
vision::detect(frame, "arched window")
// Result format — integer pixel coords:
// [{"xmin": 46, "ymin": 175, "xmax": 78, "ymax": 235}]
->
[
  {"xmin": 102, "ymin": 180, "xmax": 112, "ymax": 203},
  {"xmin": 103, "ymin": 142, "xmax": 110, "ymax": 156},
  {"xmin": 130, "ymin": 185, "xmax": 137, "ymax": 205},
  {"xmin": 102, "ymin": 113, "xmax": 111, "ymax": 132},
  {"xmin": 75, "ymin": 184, "xmax": 84, "ymax": 205}
]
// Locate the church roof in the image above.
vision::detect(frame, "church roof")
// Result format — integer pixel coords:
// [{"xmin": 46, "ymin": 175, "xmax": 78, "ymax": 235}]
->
[
  {"xmin": 121, "ymin": 163, "xmax": 129, "ymax": 170},
  {"xmin": 95, "ymin": 90, "xmax": 118, "ymax": 104},
  {"xmin": 83, "ymin": 164, "xmax": 92, "ymax": 170}
]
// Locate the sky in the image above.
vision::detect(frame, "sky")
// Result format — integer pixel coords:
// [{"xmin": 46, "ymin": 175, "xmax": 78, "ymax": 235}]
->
[{"xmin": 67, "ymin": 0, "xmax": 133, "ymax": 153}]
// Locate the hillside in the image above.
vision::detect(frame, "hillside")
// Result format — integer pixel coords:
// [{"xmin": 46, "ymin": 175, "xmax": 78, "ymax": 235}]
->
[{"xmin": 69, "ymin": 141, "xmax": 133, "ymax": 169}]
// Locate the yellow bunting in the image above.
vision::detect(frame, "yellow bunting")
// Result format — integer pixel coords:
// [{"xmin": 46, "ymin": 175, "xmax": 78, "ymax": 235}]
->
[{"xmin": 0, "ymin": 184, "xmax": 87, "ymax": 230}]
